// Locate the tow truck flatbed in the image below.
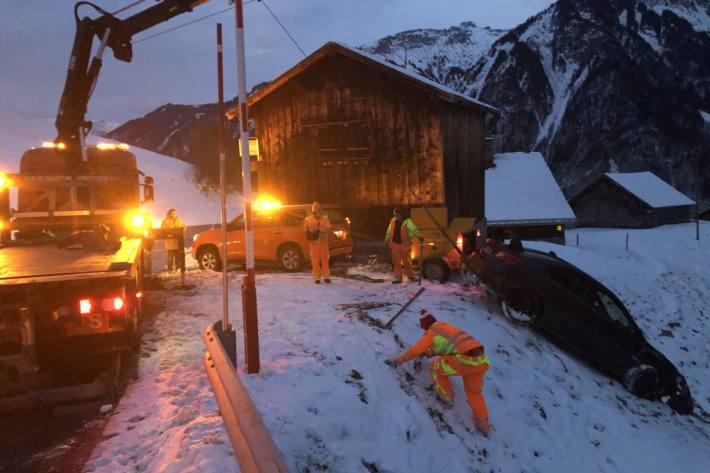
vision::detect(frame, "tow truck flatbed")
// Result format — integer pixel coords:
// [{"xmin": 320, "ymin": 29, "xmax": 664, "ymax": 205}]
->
[{"xmin": 0, "ymin": 238, "xmax": 142, "ymax": 286}]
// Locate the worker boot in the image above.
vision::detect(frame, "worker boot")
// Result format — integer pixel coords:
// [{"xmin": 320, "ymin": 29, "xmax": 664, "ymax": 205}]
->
[
  {"xmin": 475, "ymin": 416, "xmax": 491, "ymax": 436},
  {"xmin": 436, "ymin": 394, "xmax": 453, "ymax": 410}
]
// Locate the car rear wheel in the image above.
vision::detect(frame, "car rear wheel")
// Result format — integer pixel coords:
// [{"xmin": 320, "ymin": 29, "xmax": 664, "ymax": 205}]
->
[
  {"xmin": 623, "ymin": 364, "xmax": 661, "ymax": 399},
  {"xmin": 278, "ymin": 244, "xmax": 303, "ymax": 272},
  {"xmin": 197, "ymin": 246, "xmax": 222, "ymax": 271},
  {"xmin": 423, "ymin": 257, "xmax": 450, "ymax": 284},
  {"xmin": 501, "ymin": 291, "xmax": 542, "ymax": 325}
]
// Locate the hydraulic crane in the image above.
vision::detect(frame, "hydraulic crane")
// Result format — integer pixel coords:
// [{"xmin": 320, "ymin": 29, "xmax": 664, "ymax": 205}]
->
[{"xmin": 55, "ymin": 0, "xmax": 210, "ymax": 168}]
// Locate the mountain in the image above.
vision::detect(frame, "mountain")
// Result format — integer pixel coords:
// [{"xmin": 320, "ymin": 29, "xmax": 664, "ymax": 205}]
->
[
  {"xmin": 107, "ymin": 0, "xmax": 710, "ymax": 206},
  {"xmin": 359, "ymin": 21, "xmax": 506, "ymax": 91},
  {"xmin": 105, "ymin": 101, "xmax": 243, "ymax": 190},
  {"xmin": 467, "ymin": 0, "xmax": 710, "ymax": 201}
]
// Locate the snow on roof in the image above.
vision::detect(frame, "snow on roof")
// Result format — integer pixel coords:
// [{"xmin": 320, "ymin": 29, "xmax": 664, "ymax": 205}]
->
[
  {"xmin": 248, "ymin": 41, "xmax": 498, "ymax": 113},
  {"xmin": 486, "ymin": 152, "xmax": 576, "ymax": 224},
  {"xmin": 605, "ymin": 172, "xmax": 694, "ymax": 208}
]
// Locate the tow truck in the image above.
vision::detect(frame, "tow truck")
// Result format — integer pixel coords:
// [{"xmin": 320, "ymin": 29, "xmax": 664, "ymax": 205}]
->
[{"xmin": 0, "ymin": 0, "xmax": 209, "ymax": 403}]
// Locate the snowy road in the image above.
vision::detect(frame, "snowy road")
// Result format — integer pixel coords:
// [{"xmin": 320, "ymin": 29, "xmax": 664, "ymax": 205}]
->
[{"xmin": 85, "ymin": 224, "xmax": 710, "ymax": 473}]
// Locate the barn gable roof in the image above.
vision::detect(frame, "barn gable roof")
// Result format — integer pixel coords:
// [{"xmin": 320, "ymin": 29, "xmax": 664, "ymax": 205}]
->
[
  {"xmin": 486, "ymin": 152, "xmax": 576, "ymax": 225},
  {"xmin": 247, "ymin": 41, "xmax": 497, "ymax": 112},
  {"xmin": 603, "ymin": 172, "xmax": 694, "ymax": 208}
]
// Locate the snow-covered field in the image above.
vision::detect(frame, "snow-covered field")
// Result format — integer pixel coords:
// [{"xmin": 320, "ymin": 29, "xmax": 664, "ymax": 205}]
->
[{"xmin": 84, "ymin": 223, "xmax": 710, "ymax": 473}]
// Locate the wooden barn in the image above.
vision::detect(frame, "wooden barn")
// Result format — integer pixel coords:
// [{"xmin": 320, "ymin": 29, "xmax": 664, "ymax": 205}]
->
[
  {"xmin": 570, "ymin": 172, "xmax": 695, "ymax": 228},
  {"xmin": 247, "ymin": 41, "xmax": 497, "ymax": 237}
]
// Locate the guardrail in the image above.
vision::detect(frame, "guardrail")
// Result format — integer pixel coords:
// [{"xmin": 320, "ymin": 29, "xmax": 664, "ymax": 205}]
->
[{"xmin": 203, "ymin": 321, "xmax": 289, "ymax": 473}]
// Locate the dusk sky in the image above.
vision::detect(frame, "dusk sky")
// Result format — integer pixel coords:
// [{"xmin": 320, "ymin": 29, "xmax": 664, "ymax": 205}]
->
[{"xmin": 0, "ymin": 0, "xmax": 554, "ymax": 126}]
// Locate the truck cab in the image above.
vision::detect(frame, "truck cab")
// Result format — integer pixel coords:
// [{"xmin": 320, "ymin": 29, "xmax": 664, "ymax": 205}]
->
[{"xmin": 7, "ymin": 143, "xmax": 153, "ymax": 239}]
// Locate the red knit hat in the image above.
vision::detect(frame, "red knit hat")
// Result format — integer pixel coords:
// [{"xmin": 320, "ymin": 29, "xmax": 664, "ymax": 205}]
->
[{"xmin": 419, "ymin": 309, "xmax": 437, "ymax": 330}]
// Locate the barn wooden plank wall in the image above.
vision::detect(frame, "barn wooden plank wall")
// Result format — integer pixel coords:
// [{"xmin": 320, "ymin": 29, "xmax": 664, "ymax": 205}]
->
[{"xmin": 249, "ymin": 49, "xmax": 488, "ymax": 233}]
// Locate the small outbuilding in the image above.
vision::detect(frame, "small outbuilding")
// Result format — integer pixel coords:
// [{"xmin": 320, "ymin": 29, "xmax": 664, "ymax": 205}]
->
[
  {"xmin": 570, "ymin": 172, "xmax": 695, "ymax": 228},
  {"xmin": 485, "ymin": 152, "xmax": 576, "ymax": 242},
  {"xmin": 247, "ymin": 41, "xmax": 497, "ymax": 237}
]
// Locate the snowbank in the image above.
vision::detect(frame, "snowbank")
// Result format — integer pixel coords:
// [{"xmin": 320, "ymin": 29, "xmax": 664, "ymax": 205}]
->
[{"xmin": 86, "ymin": 223, "xmax": 710, "ymax": 473}]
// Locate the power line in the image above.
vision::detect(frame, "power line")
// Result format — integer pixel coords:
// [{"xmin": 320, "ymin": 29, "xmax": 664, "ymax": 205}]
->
[
  {"xmin": 133, "ymin": 0, "xmax": 257, "ymax": 44},
  {"xmin": 112, "ymin": 0, "xmax": 148, "ymax": 16},
  {"xmin": 260, "ymin": 0, "xmax": 306, "ymax": 57}
]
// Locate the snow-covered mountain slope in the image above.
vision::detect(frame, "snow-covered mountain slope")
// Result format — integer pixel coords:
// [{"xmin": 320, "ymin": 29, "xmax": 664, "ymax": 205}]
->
[
  {"xmin": 360, "ymin": 21, "xmax": 505, "ymax": 91},
  {"xmin": 467, "ymin": 0, "xmax": 710, "ymax": 200},
  {"xmin": 85, "ymin": 224, "xmax": 710, "ymax": 473}
]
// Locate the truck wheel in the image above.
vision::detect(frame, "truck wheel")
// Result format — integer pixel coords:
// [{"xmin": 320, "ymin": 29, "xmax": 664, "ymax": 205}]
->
[
  {"xmin": 197, "ymin": 246, "xmax": 222, "ymax": 271},
  {"xmin": 278, "ymin": 244, "xmax": 303, "ymax": 272},
  {"xmin": 423, "ymin": 257, "xmax": 450, "ymax": 283}
]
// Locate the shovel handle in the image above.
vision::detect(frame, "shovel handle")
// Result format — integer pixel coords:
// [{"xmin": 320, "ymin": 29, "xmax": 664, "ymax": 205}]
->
[{"xmin": 385, "ymin": 287, "xmax": 426, "ymax": 328}]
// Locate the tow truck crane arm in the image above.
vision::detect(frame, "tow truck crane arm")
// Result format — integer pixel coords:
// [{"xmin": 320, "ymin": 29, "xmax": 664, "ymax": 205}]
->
[{"xmin": 55, "ymin": 0, "xmax": 209, "ymax": 167}]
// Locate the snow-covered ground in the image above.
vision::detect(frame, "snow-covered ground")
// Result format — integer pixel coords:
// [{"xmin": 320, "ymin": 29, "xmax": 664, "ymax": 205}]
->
[{"xmin": 84, "ymin": 223, "xmax": 710, "ymax": 473}]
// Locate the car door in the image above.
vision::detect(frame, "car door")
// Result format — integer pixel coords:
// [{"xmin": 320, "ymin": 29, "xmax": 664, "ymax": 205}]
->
[
  {"xmin": 252, "ymin": 210, "xmax": 282, "ymax": 261},
  {"xmin": 541, "ymin": 266, "xmax": 594, "ymax": 344},
  {"xmin": 226, "ymin": 215, "xmax": 245, "ymax": 260},
  {"xmin": 550, "ymin": 267, "xmax": 639, "ymax": 370}
]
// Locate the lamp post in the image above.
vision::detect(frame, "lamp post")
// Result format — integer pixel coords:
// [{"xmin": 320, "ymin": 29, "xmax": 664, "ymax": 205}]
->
[{"xmin": 232, "ymin": 0, "xmax": 260, "ymax": 373}]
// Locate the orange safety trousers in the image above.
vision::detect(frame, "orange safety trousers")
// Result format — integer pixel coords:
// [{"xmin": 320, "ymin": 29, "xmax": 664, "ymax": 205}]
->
[
  {"xmin": 390, "ymin": 243, "xmax": 414, "ymax": 281},
  {"xmin": 430, "ymin": 355, "xmax": 491, "ymax": 433},
  {"xmin": 308, "ymin": 240, "xmax": 330, "ymax": 280}
]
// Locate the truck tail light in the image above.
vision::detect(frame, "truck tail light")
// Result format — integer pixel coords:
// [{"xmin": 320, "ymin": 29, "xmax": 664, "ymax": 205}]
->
[
  {"xmin": 79, "ymin": 299, "xmax": 92, "ymax": 314},
  {"xmin": 101, "ymin": 297, "xmax": 125, "ymax": 312}
]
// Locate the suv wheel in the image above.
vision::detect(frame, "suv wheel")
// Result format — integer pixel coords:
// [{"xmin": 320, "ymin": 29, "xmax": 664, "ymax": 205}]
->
[
  {"xmin": 278, "ymin": 244, "xmax": 303, "ymax": 272},
  {"xmin": 422, "ymin": 257, "xmax": 450, "ymax": 283},
  {"xmin": 197, "ymin": 246, "xmax": 222, "ymax": 271}
]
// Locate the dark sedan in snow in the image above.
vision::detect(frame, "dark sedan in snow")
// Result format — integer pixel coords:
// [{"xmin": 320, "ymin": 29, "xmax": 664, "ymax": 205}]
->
[{"xmin": 469, "ymin": 243, "xmax": 694, "ymax": 414}]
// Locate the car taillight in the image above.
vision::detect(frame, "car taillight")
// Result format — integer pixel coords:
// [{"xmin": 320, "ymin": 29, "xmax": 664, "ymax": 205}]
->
[
  {"xmin": 79, "ymin": 299, "xmax": 92, "ymax": 314},
  {"xmin": 495, "ymin": 251, "xmax": 521, "ymax": 265},
  {"xmin": 333, "ymin": 230, "xmax": 347, "ymax": 240},
  {"xmin": 456, "ymin": 233, "xmax": 463, "ymax": 252}
]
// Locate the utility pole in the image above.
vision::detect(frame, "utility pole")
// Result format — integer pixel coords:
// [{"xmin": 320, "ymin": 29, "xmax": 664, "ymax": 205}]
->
[
  {"xmin": 232, "ymin": 0, "xmax": 260, "ymax": 373},
  {"xmin": 216, "ymin": 23, "xmax": 236, "ymax": 367}
]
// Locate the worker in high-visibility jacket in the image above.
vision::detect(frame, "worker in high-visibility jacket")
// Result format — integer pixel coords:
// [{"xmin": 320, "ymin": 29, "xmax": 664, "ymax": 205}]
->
[
  {"xmin": 385, "ymin": 207, "xmax": 422, "ymax": 284},
  {"xmin": 386, "ymin": 310, "xmax": 492, "ymax": 435},
  {"xmin": 304, "ymin": 201, "xmax": 332, "ymax": 284}
]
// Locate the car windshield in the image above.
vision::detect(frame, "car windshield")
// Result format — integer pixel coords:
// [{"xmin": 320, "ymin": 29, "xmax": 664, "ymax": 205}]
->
[{"xmin": 323, "ymin": 208, "xmax": 345, "ymax": 224}]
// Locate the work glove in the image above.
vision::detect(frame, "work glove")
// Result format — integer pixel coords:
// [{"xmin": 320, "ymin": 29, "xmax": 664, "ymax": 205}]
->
[{"xmin": 384, "ymin": 358, "xmax": 397, "ymax": 368}]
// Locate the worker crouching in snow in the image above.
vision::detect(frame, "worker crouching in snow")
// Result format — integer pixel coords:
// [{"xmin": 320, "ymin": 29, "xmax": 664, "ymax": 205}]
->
[
  {"xmin": 386, "ymin": 310, "xmax": 492, "ymax": 435},
  {"xmin": 304, "ymin": 201, "xmax": 332, "ymax": 284},
  {"xmin": 385, "ymin": 207, "xmax": 422, "ymax": 284}
]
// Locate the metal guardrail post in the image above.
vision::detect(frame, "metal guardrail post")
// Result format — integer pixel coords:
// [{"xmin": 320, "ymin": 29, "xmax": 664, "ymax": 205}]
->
[{"xmin": 203, "ymin": 321, "xmax": 289, "ymax": 473}]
